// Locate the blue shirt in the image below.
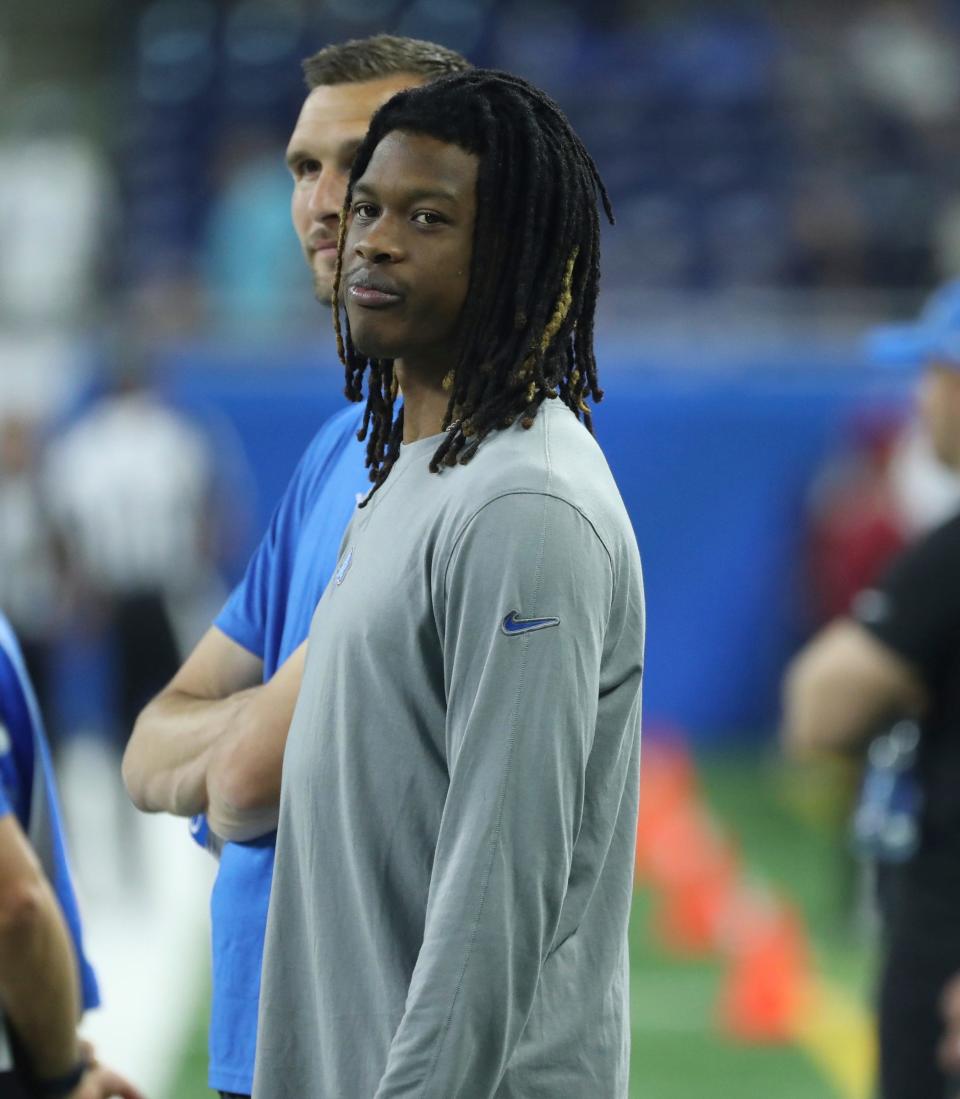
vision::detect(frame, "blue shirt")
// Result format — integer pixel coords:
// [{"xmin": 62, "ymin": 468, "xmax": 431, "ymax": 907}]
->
[
  {"xmin": 0, "ymin": 613, "xmax": 99, "ymax": 1012},
  {"xmin": 204, "ymin": 403, "xmax": 369, "ymax": 1094}
]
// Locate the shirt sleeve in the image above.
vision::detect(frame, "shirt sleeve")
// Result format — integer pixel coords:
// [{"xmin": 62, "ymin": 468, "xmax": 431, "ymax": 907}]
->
[
  {"xmin": 374, "ymin": 491, "xmax": 614, "ymax": 1099},
  {"xmin": 851, "ymin": 516, "xmax": 960, "ymax": 689},
  {"xmin": 216, "ymin": 406, "xmax": 365, "ymax": 660},
  {"xmin": 215, "ymin": 492, "xmax": 298, "ymax": 660},
  {"xmin": 214, "ymin": 423, "xmax": 331, "ymax": 658},
  {"xmin": 0, "ymin": 635, "xmax": 31, "ymax": 825}
]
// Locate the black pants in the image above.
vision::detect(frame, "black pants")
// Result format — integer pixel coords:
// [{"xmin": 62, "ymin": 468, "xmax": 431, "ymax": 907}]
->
[
  {"xmin": 219, "ymin": 1092, "xmax": 250, "ymax": 1098},
  {"xmin": 0, "ymin": 1073, "xmax": 29, "ymax": 1098},
  {"xmin": 114, "ymin": 591, "xmax": 180, "ymax": 744},
  {"xmin": 877, "ymin": 871, "xmax": 960, "ymax": 1099},
  {"xmin": 879, "ymin": 931, "xmax": 960, "ymax": 1098}
]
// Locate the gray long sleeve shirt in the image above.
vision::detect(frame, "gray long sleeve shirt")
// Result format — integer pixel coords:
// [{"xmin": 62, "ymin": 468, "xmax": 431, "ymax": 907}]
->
[{"xmin": 253, "ymin": 399, "xmax": 645, "ymax": 1099}]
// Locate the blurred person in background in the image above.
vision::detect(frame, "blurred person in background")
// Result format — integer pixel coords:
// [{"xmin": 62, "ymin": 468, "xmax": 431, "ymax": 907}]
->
[
  {"xmin": 886, "ymin": 412, "xmax": 960, "ymax": 538},
  {"xmin": 804, "ymin": 407, "xmax": 909, "ymax": 625},
  {"xmin": 122, "ymin": 36, "xmax": 470, "ymax": 1099},
  {"xmin": 42, "ymin": 354, "xmax": 218, "ymax": 900},
  {"xmin": 202, "ymin": 126, "xmax": 312, "ymax": 336},
  {"xmin": 782, "ymin": 280, "xmax": 960, "ymax": 1099},
  {"xmin": 0, "ymin": 612, "xmax": 142, "ymax": 1099},
  {"xmin": 43, "ymin": 358, "xmax": 216, "ymax": 750},
  {"xmin": 0, "ymin": 86, "xmax": 112, "ymax": 329},
  {"xmin": 797, "ymin": 408, "xmax": 909, "ymax": 928}
]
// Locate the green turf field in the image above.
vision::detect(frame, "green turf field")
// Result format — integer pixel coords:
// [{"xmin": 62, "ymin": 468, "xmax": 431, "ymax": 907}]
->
[{"xmin": 167, "ymin": 749, "xmax": 875, "ymax": 1098}]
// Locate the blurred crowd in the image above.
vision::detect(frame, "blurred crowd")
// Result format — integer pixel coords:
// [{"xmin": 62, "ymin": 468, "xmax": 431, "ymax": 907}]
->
[{"xmin": 4, "ymin": 0, "xmax": 960, "ymax": 349}]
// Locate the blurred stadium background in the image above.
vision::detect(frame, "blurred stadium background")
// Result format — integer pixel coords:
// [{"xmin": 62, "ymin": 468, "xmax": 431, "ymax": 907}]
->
[{"xmin": 4, "ymin": 0, "xmax": 960, "ymax": 1095}]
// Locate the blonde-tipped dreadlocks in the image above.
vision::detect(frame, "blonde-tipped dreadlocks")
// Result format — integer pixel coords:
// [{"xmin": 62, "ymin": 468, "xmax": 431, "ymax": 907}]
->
[{"xmin": 332, "ymin": 68, "xmax": 614, "ymax": 503}]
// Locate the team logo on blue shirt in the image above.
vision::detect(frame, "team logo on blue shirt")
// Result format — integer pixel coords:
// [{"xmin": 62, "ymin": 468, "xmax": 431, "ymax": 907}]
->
[
  {"xmin": 335, "ymin": 548, "xmax": 354, "ymax": 586},
  {"xmin": 500, "ymin": 610, "xmax": 561, "ymax": 636}
]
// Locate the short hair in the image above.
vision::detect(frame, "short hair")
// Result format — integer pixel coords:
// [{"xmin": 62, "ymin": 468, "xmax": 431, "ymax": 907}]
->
[
  {"xmin": 302, "ymin": 34, "xmax": 470, "ymax": 90},
  {"xmin": 332, "ymin": 69, "xmax": 614, "ymax": 501}
]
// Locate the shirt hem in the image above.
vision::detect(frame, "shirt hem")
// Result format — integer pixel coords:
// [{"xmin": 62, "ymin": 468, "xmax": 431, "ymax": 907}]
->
[
  {"xmin": 213, "ymin": 616, "xmax": 265, "ymax": 662},
  {"xmin": 209, "ymin": 1067, "xmax": 253, "ymax": 1094}
]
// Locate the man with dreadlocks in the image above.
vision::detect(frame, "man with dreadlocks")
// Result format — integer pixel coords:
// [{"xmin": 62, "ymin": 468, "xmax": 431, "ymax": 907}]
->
[{"xmin": 253, "ymin": 70, "xmax": 644, "ymax": 1099}]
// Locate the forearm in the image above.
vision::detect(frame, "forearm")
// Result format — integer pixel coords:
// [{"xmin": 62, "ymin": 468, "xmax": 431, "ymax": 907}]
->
[
  {"xmin": 781, "ymin": 622, "xmax": 927, "ymax": 761},
  {"xmin": 204, "ymin": 648, "xmax": 306, "ymax": 841},
  {"xmin": 206, "ymin": 793, "xmax": 279, "ymax": 844},
  {"xmin": 374, "ymin": 808, "xmax": 571, "ymax": 1099},
  {"xmin": 376, "ymin": 726, "xmax": 582, "ymax": 1094},
  {"xmin": 782, "ymin": 677, "xmax": 872, "ymax": 759},
  {"xmin": 783, "ymin": 660, "xmax": 902, "ymax": 760},
  {"xmin": 205, "ymin": 724, "xmax": 282, "ymax": 842},
  {"xmin": 0, "ymin": 875, "xmax": 81, "ymax": 1079},
  {"xmin": 123, "ymin": 688, "xmax": 254, "ymax": 817}
]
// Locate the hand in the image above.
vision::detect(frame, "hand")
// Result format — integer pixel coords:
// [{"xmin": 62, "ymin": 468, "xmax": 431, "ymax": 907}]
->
[
  {"xmin": 939, "ymin": 971, "xmax": 960, "ymax": 1076},
  {"xmin": 65, "ymin": 1062, "xmax": 146, "ymax": 1099}
]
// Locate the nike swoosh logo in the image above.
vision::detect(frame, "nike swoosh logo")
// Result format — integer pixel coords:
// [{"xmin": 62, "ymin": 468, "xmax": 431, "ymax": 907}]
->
[
  {"xmin": 335, "ymin": 549, "xmax": 353, "ymax": 586},
  {"xmin": 501, "ymin": 611, "xmax": 561, "ymax": 636}
]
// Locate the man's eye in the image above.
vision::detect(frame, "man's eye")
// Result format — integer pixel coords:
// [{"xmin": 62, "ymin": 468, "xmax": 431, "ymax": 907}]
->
[
  {"xmin": 296, "ymin": 159, "xmax": 320, "ymax": 178},
  {"xmin": 353, "ymin": 202, "xmax": 378, "ymax": 219},
  {"xmin": 338, "ymin": 148, "xmax": 361, "ymax": 173},
  {"xmin": 413, "ymin": 211, "xmax": 444, "ymax": 225}
]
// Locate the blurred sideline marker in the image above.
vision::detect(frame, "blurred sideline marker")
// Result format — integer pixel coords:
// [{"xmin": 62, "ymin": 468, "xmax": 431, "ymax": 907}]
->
[
  {"xmin": 653, "ymin": 842, "xmax": 739, "ymax": 956},
  {"xmin": 634, "ymin": 732, "xmax": 697, "ymax": 882},
  {"xmin": 637, "ymin": 733, "xmax": 742, "ymax": 956},
  {"xmin": 716, "ymin": 892, "xmax": 813, "ymax": 1043},
  {"xmin": 635, "ymin": 730, "xmax": 874, "ymax": 1099}
]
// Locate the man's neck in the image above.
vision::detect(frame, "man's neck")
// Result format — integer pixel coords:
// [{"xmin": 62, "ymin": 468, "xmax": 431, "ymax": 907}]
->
[{"xmin": 395, "ymin": 359, "xmax": 451, "ymax": 443}]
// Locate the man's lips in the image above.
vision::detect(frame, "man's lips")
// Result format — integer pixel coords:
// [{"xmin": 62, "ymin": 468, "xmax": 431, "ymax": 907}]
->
[
  {"xmin": 345, "ymin": 272, "xmax": 404, "ymax": 308},
  {"xmin": 308, "ymin": 233, "xmax": 338, "ymax": 257}
]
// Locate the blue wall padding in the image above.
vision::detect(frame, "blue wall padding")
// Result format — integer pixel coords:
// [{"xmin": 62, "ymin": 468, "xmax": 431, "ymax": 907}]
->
[{"xmin": 162, "ymin": 348, "xmax": 911, "ymax": 740}]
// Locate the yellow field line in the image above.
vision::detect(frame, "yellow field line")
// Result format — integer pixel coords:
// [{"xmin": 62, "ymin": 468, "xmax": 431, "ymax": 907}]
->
[{"xmin": 792, "ymin": 978, "xmax": 876, "ymax": 1099}]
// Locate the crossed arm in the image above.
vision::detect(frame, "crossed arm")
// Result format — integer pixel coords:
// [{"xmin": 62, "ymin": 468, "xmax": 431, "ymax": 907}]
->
[{"xmin": 122, "ymin": 627, "xmax": 306, "ymax": 842}]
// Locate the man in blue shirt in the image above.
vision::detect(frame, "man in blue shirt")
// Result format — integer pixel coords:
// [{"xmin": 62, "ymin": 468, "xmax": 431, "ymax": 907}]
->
[
  {"xmin": 0, "ymin": 613, "xmax": 141, "ymax": 1099},
  {"xmin": 121, "ymin": 35, "xmax": 470, "ymax": 1099}
]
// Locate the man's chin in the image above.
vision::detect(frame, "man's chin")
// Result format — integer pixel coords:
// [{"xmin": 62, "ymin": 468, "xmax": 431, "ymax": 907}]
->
[
  {"xmin": 312, "ymin": 274, "xmax": 336, "ymax": 306},
  {"xmin": 351, "ymin": 337, "xmax": 399, "ymax": 361},
  {"xmin": 309, "ymin": 251, "xmax": 338, "ymax": 305},
  {"xmin": 341, "ymin": 306, "xmax": 396, "ymax": 359}
]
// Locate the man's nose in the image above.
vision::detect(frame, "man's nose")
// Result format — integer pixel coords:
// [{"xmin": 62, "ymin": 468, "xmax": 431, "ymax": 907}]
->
[
  {"xmin": 354, "ymin": 219, "xmax": 403, "ymax": 264},
  {"xmin": 307, "ymin": 168, "xmax": 346, "ymax": 223}
]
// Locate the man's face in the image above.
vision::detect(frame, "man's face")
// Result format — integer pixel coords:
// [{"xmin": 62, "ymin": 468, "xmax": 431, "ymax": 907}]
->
[
  {"xmin": 919, "ymin": 362, "xmax": 960, "ymax": 469},
  {"xmin": 287, "ymin": 74, "xmax": 425, "ymax": 304},
  {"xmin": 342, "ymin": 131, "xmax": 478, "ymax": 373}
]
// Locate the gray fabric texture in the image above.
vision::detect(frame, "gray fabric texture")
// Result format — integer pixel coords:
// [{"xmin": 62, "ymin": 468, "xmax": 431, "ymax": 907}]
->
[{"xmin": 254, "ymin": 400, "xmax": 644, "ymax": 1099}]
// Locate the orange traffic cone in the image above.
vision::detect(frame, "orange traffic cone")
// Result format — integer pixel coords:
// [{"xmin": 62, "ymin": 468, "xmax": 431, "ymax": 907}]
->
[
  {"xmin": 635, "ymin": 738, "xmax": 697, "ymax": 882},
  {"xmin": 653, "ymin": 835, "xmax": 740, "ymax": 956},
  {"xmin": 717, "ymin": 893, "xmax": 813, "ymax": 1043}
]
